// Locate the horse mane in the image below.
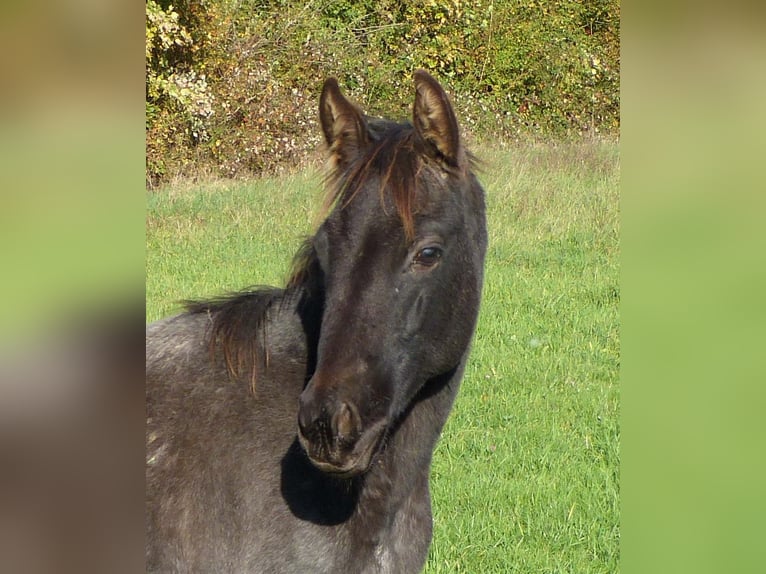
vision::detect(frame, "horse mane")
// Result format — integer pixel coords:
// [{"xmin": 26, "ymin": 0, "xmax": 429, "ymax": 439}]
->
[{"xmin": 185, "ymin": 238, "xmax": 322, "ymax": 390}]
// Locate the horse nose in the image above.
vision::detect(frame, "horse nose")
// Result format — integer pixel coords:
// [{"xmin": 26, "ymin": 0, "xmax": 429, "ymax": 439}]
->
[{"xmin": 298, "ymin": 388, "xmax": 361, "ymax": 442}]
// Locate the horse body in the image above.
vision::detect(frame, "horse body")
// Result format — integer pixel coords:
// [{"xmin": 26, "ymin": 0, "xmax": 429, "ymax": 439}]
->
[
  {"xmin": 147, "ymin": 71, "xmax": 486, "ymax": 573},
  {"xmin": 147, "ymin": 299, "xmax": 455, "ymax": 572}
]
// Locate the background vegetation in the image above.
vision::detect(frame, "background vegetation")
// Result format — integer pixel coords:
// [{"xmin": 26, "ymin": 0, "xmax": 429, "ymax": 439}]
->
[
  {"xmin": 146, "ymin": 140, "xmax": 620, "ymax": 571},
  {"xmin": 146, "ymin": 0, "xmax": 619, "ymax": 185}
]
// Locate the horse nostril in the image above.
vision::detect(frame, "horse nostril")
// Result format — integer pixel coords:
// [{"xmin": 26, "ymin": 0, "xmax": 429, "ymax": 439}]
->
[{"xmin": 332, "ymin": 401, "xmax": 361, "ymax": 440}]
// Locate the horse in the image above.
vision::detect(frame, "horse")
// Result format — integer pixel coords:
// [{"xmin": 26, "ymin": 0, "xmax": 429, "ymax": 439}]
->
[{"xmin": 146, "ymin": 70, "xmax": 487, "ymax": 573}]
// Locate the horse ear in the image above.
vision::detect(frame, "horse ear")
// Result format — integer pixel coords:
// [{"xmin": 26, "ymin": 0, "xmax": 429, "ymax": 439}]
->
[
  {"xmin": 319, "ymin": 78, "xmax": 368, "ymax": 167},
  {"xmin": 412, "ymin": 70, "xmax": 463, "ymax": 167}
]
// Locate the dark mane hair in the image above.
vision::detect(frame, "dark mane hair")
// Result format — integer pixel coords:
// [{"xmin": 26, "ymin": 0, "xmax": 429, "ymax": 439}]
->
[
  {"xmin": 184, "ymin": 288, "xmax": 284, "ymax": 389},
  {"xmin": 321, "ymin": 118, "xmax": 474, "ymax": 240},
  {"xmin": 322, "ymin": 121, "xmax": 419, "ymax": 239},
  {"xmin": 185, "ymin": 238, "xmax": 322, "ymax": 389}
]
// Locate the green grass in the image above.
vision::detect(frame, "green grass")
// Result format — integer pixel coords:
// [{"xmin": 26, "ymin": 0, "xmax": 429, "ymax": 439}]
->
[{"xmin": 146, "ymin": 139, "xmax": 620, "ymax": 573}]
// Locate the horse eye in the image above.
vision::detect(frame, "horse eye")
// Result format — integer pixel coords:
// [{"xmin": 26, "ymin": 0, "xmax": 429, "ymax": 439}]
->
[{"xmin": 413, "ymin": 246, "xmax": 442, "ymax": 269}]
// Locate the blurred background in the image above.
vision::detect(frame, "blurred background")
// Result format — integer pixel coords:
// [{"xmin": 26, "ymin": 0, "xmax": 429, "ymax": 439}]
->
[{"xmin": 0, "ymin": 1, "xmax": 144, "ymax": 572}]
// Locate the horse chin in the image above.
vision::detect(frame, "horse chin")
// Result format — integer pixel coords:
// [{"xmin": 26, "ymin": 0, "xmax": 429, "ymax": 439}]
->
[
  {"xmin": 299, "ymin": 418, "xmax": 389, "ymax": 478},
  {"xmin": 307, "ymin": 459, "xmax": 368, "ymax": 479}
]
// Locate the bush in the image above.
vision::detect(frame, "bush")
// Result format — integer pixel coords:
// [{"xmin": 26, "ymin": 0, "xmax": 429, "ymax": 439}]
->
[{"xmin": 146, "ymin": 0, "xmax": 619, "ymax": 186}]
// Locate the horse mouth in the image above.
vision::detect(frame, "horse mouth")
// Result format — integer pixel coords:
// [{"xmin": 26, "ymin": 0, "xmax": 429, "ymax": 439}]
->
[{"xmin": 297, "ymin": 418, "xmax": 388, "ymax": 478}]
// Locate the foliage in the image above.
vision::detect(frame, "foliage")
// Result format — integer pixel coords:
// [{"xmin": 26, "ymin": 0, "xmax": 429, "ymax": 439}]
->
[
  {"xmin": 146, "ymin": 1, "xmax": 215, "ymax": 181},
  {"xmin": 146, "ymin": 0, "xmax": 620, "ymax": 186}
]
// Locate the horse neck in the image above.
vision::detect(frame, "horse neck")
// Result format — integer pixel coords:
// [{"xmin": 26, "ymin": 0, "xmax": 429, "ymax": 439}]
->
[{"xmin": 361, "ymin": 355, "xmax": 467, "ymax": 506}]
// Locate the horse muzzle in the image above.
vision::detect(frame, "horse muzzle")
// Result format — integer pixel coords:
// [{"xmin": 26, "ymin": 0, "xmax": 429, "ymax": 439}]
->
[{"xmin": 297, "ymin": 396, "xmax": 388, "ymax": 477}]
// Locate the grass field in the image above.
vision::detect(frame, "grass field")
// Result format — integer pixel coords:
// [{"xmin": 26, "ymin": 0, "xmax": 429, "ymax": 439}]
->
[{"xmin": 146, "ymin": 139, "xmax": 620, "ymax": 573}]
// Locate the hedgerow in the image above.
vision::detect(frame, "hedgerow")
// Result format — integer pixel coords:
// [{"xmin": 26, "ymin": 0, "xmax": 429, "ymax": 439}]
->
[{"xmin": 146, "ymin": 0, "xmax": 619, "ymax": 186}]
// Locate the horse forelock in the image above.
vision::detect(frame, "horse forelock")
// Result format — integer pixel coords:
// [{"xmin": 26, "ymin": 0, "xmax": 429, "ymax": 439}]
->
[{"xmin": 321, "ymin": 121, "xmax": 473, "ymax": 241}]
